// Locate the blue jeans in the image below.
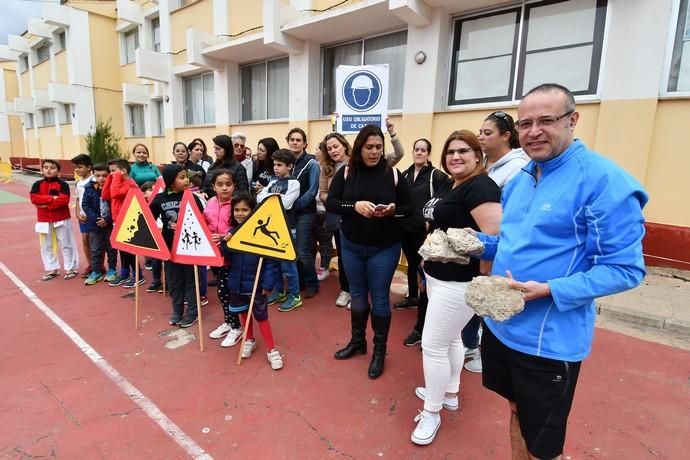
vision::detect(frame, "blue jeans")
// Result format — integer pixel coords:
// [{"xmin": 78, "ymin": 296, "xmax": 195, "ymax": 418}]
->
[
  {"xmin": 462, "ymin": 314, "xmax": 481, "ymax": 349},
  {"xmin": 273, "ymin": 261, "xmax": 300, "ymax": 296},
  {"xmin": 340, "ymin": 234, "xmax": 400, "ymax": 317},
  {"xmin": 295, "ymin": 213, "xmax": 319, "ymax": 290}
]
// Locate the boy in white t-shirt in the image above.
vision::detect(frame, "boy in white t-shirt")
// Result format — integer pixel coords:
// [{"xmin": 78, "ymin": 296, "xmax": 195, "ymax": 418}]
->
[{"xmin": 71, "ymin": 154, "xmax": 94, "ymax": 277}]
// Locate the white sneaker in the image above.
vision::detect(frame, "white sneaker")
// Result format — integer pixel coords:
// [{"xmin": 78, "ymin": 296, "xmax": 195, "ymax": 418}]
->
[
  {"xmin": 241, "ymin": 339, "xmax": 256, "ymax": 358},
  {"xmin": 220, "ymin": 328, "xmax": 243, "ymax": 348},
  {"xmin": 414, "ymin": 387, "xmax": 459, "ymax": 411},
  {"xmin": 464, "ymin": 347, "xmax": 480, "ymax": 360},
  {"xmin": 464, "ymin": 355, "xmax": 483, "ymax": 373},
  {"xmin": 266, "ymin": 349, "xmax": 284, "ymax": 370},
  {"xmin": 209, "ymin": 322, "xmax": 232, "ymax": 339},
  {"xmin": 317, "ymin": 268, "xmax": 330, "ymax": 281},
  {"xmin": 411, "ymin": 410, "xmax": 441, "ymax": 445},
  {"xmin": 335, "ymin": 291, "xmax": 351, "ymax": 307}
]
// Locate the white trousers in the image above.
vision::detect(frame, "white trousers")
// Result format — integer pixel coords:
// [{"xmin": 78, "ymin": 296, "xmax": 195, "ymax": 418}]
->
[
  {"xmin": 38, "ymin": 219, "xmax": 79, "ymax": 271},
  {"xmin": 421, "ymin": 274, "xmax": 475, "ymax": 412}
]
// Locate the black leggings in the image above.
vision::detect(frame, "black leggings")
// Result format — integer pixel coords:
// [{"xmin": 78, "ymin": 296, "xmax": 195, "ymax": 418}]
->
[{"xmin": 401, "ymin": 230, "xmax": 426, "ymax": 299}]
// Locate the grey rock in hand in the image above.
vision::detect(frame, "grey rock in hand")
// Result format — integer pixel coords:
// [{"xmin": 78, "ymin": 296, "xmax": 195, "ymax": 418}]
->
[
  {"xmin": 446, "ymin": 228, "xmax": 484, "ymax": 255},
  {"xmin": 418, "ymin": 228, "xmax": 483, "ymax": 264},
  {"xmin": 465, "ymin": 276, "xmax": 525, "ymax": 322}
]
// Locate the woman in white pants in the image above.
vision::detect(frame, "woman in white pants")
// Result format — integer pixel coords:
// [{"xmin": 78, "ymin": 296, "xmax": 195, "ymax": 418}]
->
[{"xmin": 411, "ymin": 130, "xmax": 502, "ymax": 445}]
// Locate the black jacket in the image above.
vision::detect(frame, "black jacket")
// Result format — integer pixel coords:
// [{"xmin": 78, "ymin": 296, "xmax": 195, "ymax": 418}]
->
[
  {"xmin": 400, "ymin": 162, "xmax": 449, "ymax": 233},
  {"xmin": 203, "ymin": 160, "xmax": 249, "ymax": 198}
]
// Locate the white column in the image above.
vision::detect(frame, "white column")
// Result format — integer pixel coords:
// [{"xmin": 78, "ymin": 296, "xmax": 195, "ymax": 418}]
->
[{"xmin": 288, "ymin": 40, "xmax": 320, "ymax": 122}]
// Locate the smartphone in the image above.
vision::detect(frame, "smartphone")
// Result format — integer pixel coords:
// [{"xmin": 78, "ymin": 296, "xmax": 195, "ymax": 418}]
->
[{"xmin": 374, "ymin": 204, "xmax": 388, "ymax": 212}]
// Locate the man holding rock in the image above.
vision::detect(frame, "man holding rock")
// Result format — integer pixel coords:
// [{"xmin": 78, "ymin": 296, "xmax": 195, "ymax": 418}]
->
[{"xmin": 474, "ymin": 83, "xmax": 648, "ymax": 460}]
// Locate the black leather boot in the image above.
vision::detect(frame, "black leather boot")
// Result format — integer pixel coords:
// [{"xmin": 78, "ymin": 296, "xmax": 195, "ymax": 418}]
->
[
  {"xmin": 334, "ymin": 307, "xmax": 369, "ymax": 360},
  {"xmin": 368, "ymin": 314, "xmax": 391, "ymax": 379}
]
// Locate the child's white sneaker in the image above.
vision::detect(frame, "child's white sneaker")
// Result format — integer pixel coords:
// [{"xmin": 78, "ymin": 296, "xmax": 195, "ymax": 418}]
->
[
  {"xmin": 209, "ymin": 322, "xmax": 232, "ymax": 339},
  {"xmin": 241, "ymin": 339, "xmax": 256, "ymax": 358},
  {"xmin": 267, "ymin": 349, "xmax": 284, "ymax": 370},
  {"xmin": 221, "ymin": 328, "xmax": 243, "ymax": 348}
]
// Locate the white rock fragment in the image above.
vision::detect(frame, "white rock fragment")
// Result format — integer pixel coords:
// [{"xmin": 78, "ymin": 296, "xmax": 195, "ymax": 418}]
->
[
  {"xmin": 418, "ymin": 228, "xmax": 483, "ymax": 264},
  {"xmin": 465, "ymin": 276, "xmax": 525, "ymax": 322},
  {"xmin": 446, "ymin": 228, "xmax": 484, "ymax": 255}
]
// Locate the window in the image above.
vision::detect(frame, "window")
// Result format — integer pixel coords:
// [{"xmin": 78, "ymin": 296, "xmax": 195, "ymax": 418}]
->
[
  {"xmin": 39, "ymin": 108, "xmax": 55, "ymax": 127},
  {"xmin": 668, "ymin": 0, "xmax": 690, "ymax": 92},
  {"xmin": 184, "ymin": 73, "xmax": 215, "ymax": 125},
  {"xmin": 123, "ymin": 29, "xmax": 139, "ymax": 64},
  {"xmin": 241, "ymin": 57, "xmax": 289, "ymax": 121},
  {"xmin": 35, "ymin": 42, "xmax": 50, "ymax": 65},
  {"xmin": 60, "ymin": 104, "xmax": 72, "ymax": 124},
  {"xmin": 25, "ymin": 114, "xmax": 34, "ymax": 129},
  {"xmin": 322, "ymin": 30, "xmax": 407, "ymax": 115},
  {"xmin": 55, "ymin": 31, "xmax": 66, "ymax": 52},
  {"xmin": 152, "ymin": 17, "xmax": 161, "ymax": 52},
  {"xmin": 127, "ymin": 104, "xmax": 145, "ymax": 136},
  {"xmin": 153, "ymin": 100, "xmax": 164, "ymax": 136},
  {"xmin": 19, "ymin": 54, "xmax": 29, "ymax": 73},
  {"xmin": 449, "ymin": 0, "xmax": 607, "ymax": 105}
]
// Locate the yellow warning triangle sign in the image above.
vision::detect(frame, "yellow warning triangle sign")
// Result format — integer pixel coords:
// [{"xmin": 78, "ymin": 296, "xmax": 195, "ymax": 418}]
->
[{"xmin": 227, "ymin": 195, "xmax": 297, "ymax": 262}]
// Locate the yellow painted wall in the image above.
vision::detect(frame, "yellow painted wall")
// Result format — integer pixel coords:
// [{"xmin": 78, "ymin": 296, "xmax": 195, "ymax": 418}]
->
[
  {"xmin": 25, "ymin": 132, "xmax": 38, "ymax": 156},
  {"xmin": 32, "ymin": 60, "xmax": 51, "ymax": 89},
  {"xmin": 229, "ymin": 0, "xmax": 263, "ymax": 36},
  {"xmin": 37, "ymin": 127, "xmax": 61, "ymax": 158},
  {"xmin": 9, "ymin": 116, "xmax": 26, "ymax": 156},
  {"xmin": 3, "ymin": 69, "xmax": 20, "ymax": 98},
  {"xmin": 67, "ymin": 1, "xmax": 116, "ymax": 18},
  {"xmin": 61, "ymin": 131, "xmax": 84, "ymax": 158},
  {"xmin": 94, "ymin": 90, "xmax": 126, "ymax": 152},
  {"xmin": 89, "ymin": 14, "xmax": 121, "ymax": 95},
  {"xmin": 170, "ymin": 0, "xmax": 213, "ymax": 57},
  {"xmin": 54, "ymin": 50, "xmax": 68, "ymax": 83},
  {"xmin": 645, "ymin": 99, "xmax": 690, "ymax": 227},
  {"xmin": 120, "ymin": 62, "xmax": 137, "ymax": 82},
  {"xmin": 151, "ymin": 136, "xmax": 167, "ymax": 165}
]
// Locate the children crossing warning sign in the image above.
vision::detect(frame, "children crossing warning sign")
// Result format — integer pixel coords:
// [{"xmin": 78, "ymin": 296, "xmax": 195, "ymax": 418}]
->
[
  {"xmin": 170, "ymin": 189, "xmax": 224, "ymax": 266},
  {"xmin": 227, "ymin": 195, "xmax": 296, "ymax": 262},
  {"xmin": 111, "ymin": 188, "xmax": 170, "ymax": 259}
]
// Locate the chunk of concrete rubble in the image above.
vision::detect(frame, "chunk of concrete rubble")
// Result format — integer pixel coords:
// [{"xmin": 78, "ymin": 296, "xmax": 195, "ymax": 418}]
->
[
  {"xmin": 465, "ymin": 276, "xmax": 525, "ymax": 322},
  {"xmin": 418, "ymin": 229, "xmax": 470, "ymax": 264},
  {"xmin": 446, "ymin": 228, "xmax": 484, "ymax": 255}
]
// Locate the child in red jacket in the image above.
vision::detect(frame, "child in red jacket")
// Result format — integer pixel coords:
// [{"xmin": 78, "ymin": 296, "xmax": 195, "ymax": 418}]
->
[
  {"xmin": 101, "ymin": 158, "xmax": 143, "ymax": 287},
  {"xmin": 30, "ymin": 159, "xmax": 80, "ymax": 280}
]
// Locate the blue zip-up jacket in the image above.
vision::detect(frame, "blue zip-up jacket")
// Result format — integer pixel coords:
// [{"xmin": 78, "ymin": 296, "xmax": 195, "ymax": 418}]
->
[
  {"xmin": 81, "ymin": 180, "xmax": 108, "ymax": 232},
  {"xmin": 222, "ymin": 242, "xmax": 278, "ymax": 295},
  {"xmin": 292, "ymin": 152, "xmax": 320, "ymax": 215},
  {"xmin": 477, "ymin": 140, "xmax": 648, "ymax": 361}
]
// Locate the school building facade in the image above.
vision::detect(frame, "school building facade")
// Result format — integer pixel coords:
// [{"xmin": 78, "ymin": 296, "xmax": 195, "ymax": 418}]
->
[{"xmin": 0, "ymin": 0, "xmax": 688, "ymax": 268}]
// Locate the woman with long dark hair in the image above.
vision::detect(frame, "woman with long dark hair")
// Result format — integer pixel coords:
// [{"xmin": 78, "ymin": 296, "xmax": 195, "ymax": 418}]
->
[
  {"xmin": 326, "ymin": 125, "xmax": 412, "ymax": 379},
  {"xmin": 203, "ymin": 134, "xmax": 249, "ymax": 198},
  {"xmin": 253, "ymin": 137, "xmax": 280, "ymax": 192}
]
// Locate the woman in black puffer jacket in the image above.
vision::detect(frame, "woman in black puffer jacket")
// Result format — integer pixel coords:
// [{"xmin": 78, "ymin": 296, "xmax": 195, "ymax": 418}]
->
[{"xmin": 203, "ymin": 134, "xmax": 249, "ymax": 198}]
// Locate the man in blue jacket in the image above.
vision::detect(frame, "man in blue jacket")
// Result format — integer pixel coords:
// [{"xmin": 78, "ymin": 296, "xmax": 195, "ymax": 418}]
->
[{"xmin": 476, "ymin": 83, "xmax": 648, "ymax": 460}]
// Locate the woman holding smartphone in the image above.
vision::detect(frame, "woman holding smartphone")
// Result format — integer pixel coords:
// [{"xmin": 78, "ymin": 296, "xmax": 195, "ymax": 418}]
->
[{"xmin": 326, "ymin": 124, "xmax": 412, "ymax": 379}]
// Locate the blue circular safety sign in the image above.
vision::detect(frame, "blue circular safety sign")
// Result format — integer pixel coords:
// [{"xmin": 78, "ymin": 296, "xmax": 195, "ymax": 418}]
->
[{"xmin": 342, "ymin": 70, "xmax": 382, "ymax": 112}]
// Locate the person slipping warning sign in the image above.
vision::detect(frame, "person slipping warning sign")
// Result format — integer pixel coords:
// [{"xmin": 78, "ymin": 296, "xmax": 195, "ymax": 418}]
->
[{"xmin": 253, "ymin": 217, "xmax": 279, "ymax": 245}]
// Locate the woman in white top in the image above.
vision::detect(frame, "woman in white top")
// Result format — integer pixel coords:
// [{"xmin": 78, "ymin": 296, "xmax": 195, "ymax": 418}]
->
[{"xmin": 462, "ymin": 111, "xmax": 530, "ymax": 374}]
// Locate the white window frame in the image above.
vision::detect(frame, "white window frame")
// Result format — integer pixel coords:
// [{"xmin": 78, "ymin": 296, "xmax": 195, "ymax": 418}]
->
[
  {"xmin": 54, "ymin": 31, "xmax": 66, "ymax": 53},
  {"xmin": 447, "ymin": 0, "xmax": 608, "ymax": 107},
  {"xmin": 34, "ymin": 42, "xmax": 51, "ymax": 66},
  {"xmin": 122, "ymin": 28, "xmax": 139, "ymax": 65},
  {"xmin": 18, "ymin": 54, "xmax": 29, "ymax": 73},
  {"xmin": 126, "ymin": 104, "xmax": 145, "ymax": 137},
  {"xmin": 151, "ymin": 17, "xmax": 161, "ymax": 52},
  {"xmin": 24, "ymin": 114, "xmax": 34, "ymax": 129},
  {"xmin": 240, "ymin": 56, "xmax": 290, "ymax": 122},
  {"xmin": 662, "ymin": 0, "xmax": 690, "ymax": 97},
  {"xmin": 39, "ymin": 108, "xmax": 55, "ymax": 127},
  {"xmin": 153, "ymin": 99, "xmax": 164, "ymax": 136},
  {"xmin": 320, "ymin": 29, "xmax": 408, "ymax": 116},
  {"xmin": 183, "ymin": 72, "xmax": 215, "ymax": 126},
  {"xmin": 59, "ymin": 103, "xmax": 72, "ymax": 124}
]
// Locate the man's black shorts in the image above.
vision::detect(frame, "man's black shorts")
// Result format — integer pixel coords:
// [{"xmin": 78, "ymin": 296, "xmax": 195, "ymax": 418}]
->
[{"xmin": 482, "ymin": 325, "xmax": 581, "ymax": 459}]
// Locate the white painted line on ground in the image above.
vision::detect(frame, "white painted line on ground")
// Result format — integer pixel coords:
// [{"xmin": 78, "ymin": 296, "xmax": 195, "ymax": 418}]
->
[{"xmin": 0, "ymin": 262, "xmax": 212, "ymax": 460}]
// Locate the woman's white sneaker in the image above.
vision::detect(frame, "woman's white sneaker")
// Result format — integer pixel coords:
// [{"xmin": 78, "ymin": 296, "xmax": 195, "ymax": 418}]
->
[
  {"xmin": 335, "ymin": 291, "xmax": 351, "ymax": 307},
  {"xmin": 209, "ymin": 322, "xmax": 232, "ymax": 339},
  {"xmin": 266, "ymin": 349, "xmax": 284, "ymax": 370},
  {"xmin": 220, "ymin": 328, "xmax": 243, "ymax": 347},
  {"xmin": 241, "ymin": 339, "xmax": 256, "ymax": 358},
  {"xmin": 414, "ymin": 387, "xmax": 459, "ymax": 411},
  {"xmin": 411, "ymin": 410, "xmax": 441, "ymax": 445}
]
